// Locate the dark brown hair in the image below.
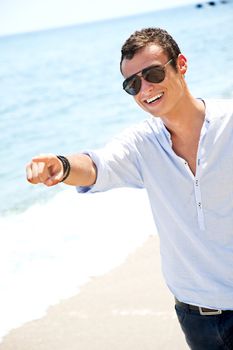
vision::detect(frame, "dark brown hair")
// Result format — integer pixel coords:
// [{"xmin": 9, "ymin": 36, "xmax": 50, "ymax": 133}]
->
[{"xmin": 120, "ymin": 27, "xmax": 181, "ymax": 72}]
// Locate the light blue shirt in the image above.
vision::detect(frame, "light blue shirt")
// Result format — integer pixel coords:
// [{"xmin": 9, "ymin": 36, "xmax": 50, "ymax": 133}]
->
[{"xmin": 77, "ymin": 99, "xmax": 233, "ymax": 310}]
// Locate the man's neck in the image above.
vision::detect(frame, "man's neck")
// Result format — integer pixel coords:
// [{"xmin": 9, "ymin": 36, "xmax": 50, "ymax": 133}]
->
[
  {"xmin": 159, "ymin": 96, "xmax": 206, "ymax": 176},
  {"xmin": 160, "ymin": 96, "xmax": 206, "ymax": 140}
]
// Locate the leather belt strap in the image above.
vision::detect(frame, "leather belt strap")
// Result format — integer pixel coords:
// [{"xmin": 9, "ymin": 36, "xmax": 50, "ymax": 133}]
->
[{"xmin": 175, "ymin": 298, "xmax": 224, "ymax": 316}]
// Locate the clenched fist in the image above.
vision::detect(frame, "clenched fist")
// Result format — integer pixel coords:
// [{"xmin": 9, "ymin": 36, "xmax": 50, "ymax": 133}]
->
[{"xmin": 26, "ymin": 154, "xmax": 64, "ymax": 187}]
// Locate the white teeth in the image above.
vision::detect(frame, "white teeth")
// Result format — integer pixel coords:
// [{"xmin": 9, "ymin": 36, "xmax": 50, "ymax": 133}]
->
[{"xmin": 146, "ymin": 93, "xmax": 163, "ymax": 103}]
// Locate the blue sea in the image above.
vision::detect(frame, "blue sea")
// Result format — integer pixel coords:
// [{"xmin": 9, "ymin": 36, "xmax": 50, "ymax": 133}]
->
[{"xmin": 0, "ymin": 1, "xmax": 233, "ymax": 339}]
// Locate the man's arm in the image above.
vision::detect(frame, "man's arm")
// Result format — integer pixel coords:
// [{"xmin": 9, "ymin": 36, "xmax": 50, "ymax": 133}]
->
[{"xmin": 26, "ymin": 153, "xmax": 97, "ymax": 187}]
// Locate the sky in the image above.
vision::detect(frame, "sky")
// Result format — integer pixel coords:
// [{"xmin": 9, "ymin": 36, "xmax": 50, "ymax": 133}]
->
[{"xmin": 0, "ymin": 0, "xmax": 197, "ymax": 36}]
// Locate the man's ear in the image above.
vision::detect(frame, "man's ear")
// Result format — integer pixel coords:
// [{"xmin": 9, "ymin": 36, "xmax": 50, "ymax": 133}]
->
[{"xmin": 177, "ymin": 54, "xmax": 187, "ymax": 75}]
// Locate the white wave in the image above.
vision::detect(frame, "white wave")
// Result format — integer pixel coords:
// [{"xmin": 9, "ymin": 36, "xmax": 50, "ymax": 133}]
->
[{"xmin": 0, "ymin": 187, "xmax": 156, "ymax": 340}]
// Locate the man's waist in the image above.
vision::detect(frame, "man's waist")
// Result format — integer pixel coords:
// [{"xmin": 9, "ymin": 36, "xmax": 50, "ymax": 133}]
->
[{"xmin": 175, "ymin": 298, "xmax": 233, "ymax": 316}]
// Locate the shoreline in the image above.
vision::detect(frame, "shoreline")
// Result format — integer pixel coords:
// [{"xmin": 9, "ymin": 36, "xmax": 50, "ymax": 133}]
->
[{"xmin": 0, "ymin": 235, "xmax": 187, "ymax": 349}]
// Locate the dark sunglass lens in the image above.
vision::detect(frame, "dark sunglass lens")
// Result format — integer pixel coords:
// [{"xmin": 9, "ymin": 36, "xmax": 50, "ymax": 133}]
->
[
  {"xmin": 144, "ymin": 66, "xmax": 165, "ymax": 84},
  {"xmin": 123, "ymin": 76, "xmax": 141, "ymax": 95}
]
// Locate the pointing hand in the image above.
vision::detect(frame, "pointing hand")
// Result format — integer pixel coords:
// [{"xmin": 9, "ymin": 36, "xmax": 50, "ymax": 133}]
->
[{"xmin": 26, "ymin": 154, "xmax": 63, "ymax": 186}]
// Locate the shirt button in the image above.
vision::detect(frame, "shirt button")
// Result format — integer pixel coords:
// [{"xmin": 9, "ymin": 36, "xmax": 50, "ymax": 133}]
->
[{"xmin": 195, "ymin": 180, "xmax": 199, "ymax": 186}]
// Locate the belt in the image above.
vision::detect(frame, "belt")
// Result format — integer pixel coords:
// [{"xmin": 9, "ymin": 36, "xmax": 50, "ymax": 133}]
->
[{"xmin": 175, "ymin": 298, "xmax": 224, "ymax": 316}]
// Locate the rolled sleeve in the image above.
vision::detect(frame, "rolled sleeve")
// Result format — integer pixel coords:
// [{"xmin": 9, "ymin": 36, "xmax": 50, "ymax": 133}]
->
[{"xmin": 76, "ymin": 130, "xmax": 144, "ymax": 194}]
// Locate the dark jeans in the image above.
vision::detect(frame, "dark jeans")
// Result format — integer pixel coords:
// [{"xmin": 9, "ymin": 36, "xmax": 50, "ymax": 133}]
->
[{"xmin": 175, "ymin": 304, "xmax": 233, "ymax": 350}]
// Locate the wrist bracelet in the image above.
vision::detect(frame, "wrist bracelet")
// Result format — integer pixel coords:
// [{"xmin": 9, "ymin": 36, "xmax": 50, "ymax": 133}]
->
[{"xmin": 56, "ymin": 155, "xmax": 71, "ymax": 182}]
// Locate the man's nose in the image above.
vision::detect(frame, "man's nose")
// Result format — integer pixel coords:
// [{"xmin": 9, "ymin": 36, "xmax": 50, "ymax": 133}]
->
[{"xmin": 140, "ymin": 77, "xmax": 154, "ymax": 95}]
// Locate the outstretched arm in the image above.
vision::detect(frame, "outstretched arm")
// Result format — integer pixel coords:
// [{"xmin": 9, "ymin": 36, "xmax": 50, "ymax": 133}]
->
[{"xmin": 26, "ymin": 153, "xmax": 97, "ymax": 187}]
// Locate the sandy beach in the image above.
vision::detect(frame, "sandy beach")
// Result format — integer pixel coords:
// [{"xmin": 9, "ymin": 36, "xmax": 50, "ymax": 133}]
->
[{"xmin": 0, "ymin": 235, "xmax": 188, "ymax": 350}]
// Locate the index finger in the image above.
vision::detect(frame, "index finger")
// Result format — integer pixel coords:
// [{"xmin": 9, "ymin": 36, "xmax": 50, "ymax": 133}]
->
[{"xmin": 32, "ymin": 153, "xmax": 57, "ymax": 163}]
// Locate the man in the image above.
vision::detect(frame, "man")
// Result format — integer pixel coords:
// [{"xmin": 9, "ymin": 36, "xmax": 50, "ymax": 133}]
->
[{"xmin": 26, "ymin": 28, "xmax": 233, "ymax": 349}]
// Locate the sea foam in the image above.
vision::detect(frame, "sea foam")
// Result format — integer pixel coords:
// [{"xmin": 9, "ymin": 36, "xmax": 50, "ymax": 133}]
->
[{"xmin": 0, "ymin": 187, "xmax": 156, "ymax": 339}]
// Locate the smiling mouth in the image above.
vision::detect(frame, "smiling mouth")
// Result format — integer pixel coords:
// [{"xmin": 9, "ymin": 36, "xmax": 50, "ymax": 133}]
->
[{"xmin": 145, "ymin": 92, "xmax": 164, "ymax": 104}]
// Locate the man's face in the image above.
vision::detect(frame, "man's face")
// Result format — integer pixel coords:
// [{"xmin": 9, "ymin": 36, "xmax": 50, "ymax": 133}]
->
[{"xmin": 121, "ymin": 44, "xmax": 187, "ymax": 119}]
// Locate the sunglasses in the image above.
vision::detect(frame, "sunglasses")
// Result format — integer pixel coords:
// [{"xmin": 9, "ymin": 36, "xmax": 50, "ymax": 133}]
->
[{"xmin": 123, "ymin": 58, "xmax": 173, "ymax": 96}]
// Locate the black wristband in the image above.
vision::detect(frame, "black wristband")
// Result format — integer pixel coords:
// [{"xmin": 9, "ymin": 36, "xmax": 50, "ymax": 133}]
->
[{"xmin": 56, "ymin": 155, "xmax": 71, "ymax": 182}]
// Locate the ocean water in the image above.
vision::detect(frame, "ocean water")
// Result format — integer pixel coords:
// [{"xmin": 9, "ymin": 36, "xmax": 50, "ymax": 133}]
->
[{"xmin": 0, "ymin": 1, "xmax": 233, "ymax": 339}]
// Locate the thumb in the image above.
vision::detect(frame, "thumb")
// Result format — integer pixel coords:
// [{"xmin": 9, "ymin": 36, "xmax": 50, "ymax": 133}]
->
[{"xmin": 44, "ymin": 174, "xmax": 62, "ymax": 187}]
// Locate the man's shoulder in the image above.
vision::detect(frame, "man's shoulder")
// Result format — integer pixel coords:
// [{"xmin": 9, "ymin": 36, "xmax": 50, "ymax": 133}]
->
[
  {"xmin": 108, "ymin": 117, "xmax": 162, "ymax": 149},
  {"xmin": 205, "ymin": 98, "xmax": 233, "ymax": 111},
  {"xmin": 205, "ymin": 98, "xmax": 233, "ymax": 120},
  {"xmin": 122, "ymin": 117, "xmax": 162, "ymax": 137}
]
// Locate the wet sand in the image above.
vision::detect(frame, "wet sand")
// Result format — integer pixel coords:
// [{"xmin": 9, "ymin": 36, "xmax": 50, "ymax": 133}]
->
[{"xmin": 0, "ymin": 235, "xmax": 188, "ymax": 350}]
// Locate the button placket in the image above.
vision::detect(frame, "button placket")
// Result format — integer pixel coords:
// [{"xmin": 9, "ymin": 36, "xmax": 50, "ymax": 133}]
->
[
  {"xmin": 194, "ymin": 173, "xmax": 205, "ymax": 230},
  {"xmin": 196, "ymin": 138, "xmax": 209, "ymax": 230},
  {"xmin": 194, "ymin": 119, "xmax": 210, "ymax": 230},
  {"xmin": 194, "ymin": 119, "xmax": 210, "ymax": 231}
]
